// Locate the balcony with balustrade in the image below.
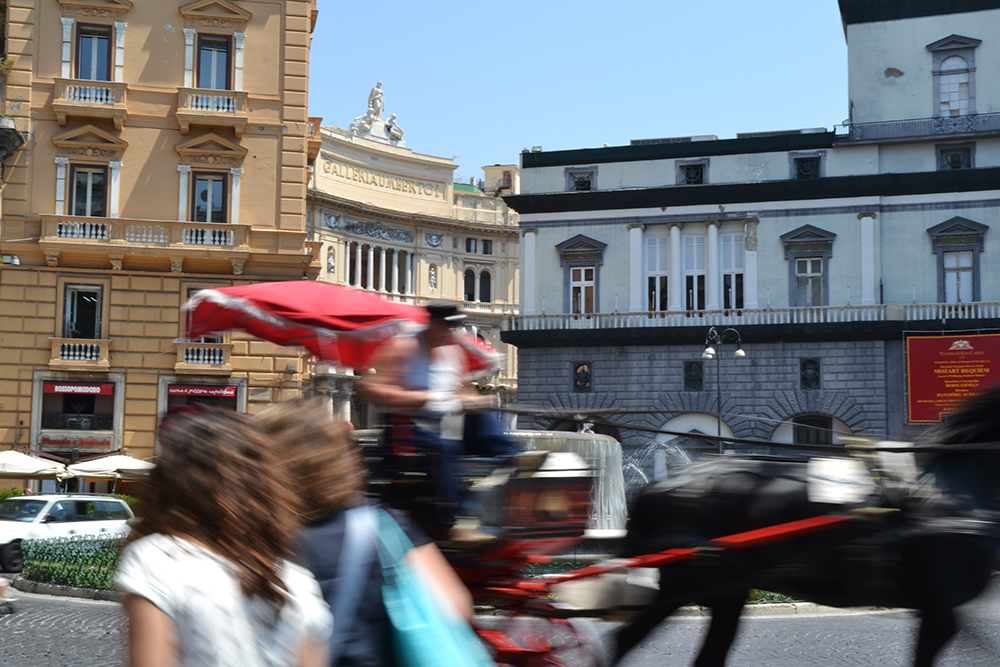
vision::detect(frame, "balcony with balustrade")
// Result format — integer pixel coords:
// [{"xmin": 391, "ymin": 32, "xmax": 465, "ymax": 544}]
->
[
  {"xmin": 48, "ymin": 337, "xmax": 111, "ymax": 371},
  {"xmin": 176, "ymin": 88, "xmax": 249, "ymax": 138},
  {"xmin": 52, "ymin": 79, "xmax": 128, "ymax": 131},
  {"xmin": 836, "ymin": 111, "xmax": 1000, "ymax": 144},
  {"xmin": 307, "ymin": 117, "xmax": 322, "ymax": 162},
  {"xmin": 174, "ymin": 342, "xmax": 233, "ymax": 375},
  {"xmin": 39, "ymin": 214, "xmax": 251, "ymax": 269}
]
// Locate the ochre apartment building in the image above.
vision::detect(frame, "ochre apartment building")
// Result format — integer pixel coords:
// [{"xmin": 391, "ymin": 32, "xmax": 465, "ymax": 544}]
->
[{"xmin": 0, "ymin": 0, "xmax": 321, "ymax": 471}]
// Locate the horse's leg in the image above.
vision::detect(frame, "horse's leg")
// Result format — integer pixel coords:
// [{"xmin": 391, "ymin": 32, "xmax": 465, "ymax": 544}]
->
[
  {"xmin": 693, "ymin": 594, "xmax": 746, "ymax": 667},
  {"xmin": 614, "ymin": 596, "xmax": 684, "ymax": 664},
  {"xmin": 914, "ymin": 605, "xmax": 957, "ymax": 667}
]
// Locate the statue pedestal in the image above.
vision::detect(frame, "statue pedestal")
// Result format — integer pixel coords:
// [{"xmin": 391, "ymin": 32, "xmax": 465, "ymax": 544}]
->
[{"xmin": 352, "ymin": 119, "xmax": 405, "ymax": 147}]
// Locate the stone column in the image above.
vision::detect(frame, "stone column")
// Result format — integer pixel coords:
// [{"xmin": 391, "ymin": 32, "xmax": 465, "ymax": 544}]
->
[
  {"xmin": 61, "ymin": 18, "xmax": 74, "ymax": 78},
  {"xmin": 407, "ymin": 253, "xmax": 415, "ymax": 295},
  {"xmin": 522, "ymin": 228, "xmax": 537, "ymax": 315},
  {"xmin": 668, "ymin": 223, "xmax": 683, "ymax": 311},
  {"xmin": 354, "ymin": 242, "xmax": 362, "ymax": 288},
  {"xmin": 113, "ymin": 22, "xmax": 127, "ymax": 83},
  {"xmin": 344, "ymin": 240, "xmax": 352, "ymax": 285},
  {"xmin": 627, "ymin": 223, "xmax": 645, "ymax": 312},
  {"xmin": 183, "ymin": 29, "xmax": 196, "ymax": 88},
  {"xmin": 366, "ymin": 244, "xmax": 375, "ymax": 289},
  {"xmin": 109, "ymin": 161, "xmax": 122, "ymax": 218},
  {"xmin": 859, "ymin": 212, "xmax": 877, "ymax": 305},
  {"xmin": 55, "ymin": 157, "xmax": 70, "ymax": 215},
  {"xmin": 705, "ymin": 220, "xmax": 720, "ymax": 310},
  {"xmin": 392, "ymin": 249, "xmax": 400, "ymax": 294},
  {"xmin": 233, "ymin": 33, "xmax": 246, "ymax": 90},
  {"xmin": 474, "ymin": 270, "xmax": 481, "ymax": 302},
  {"xmin": 229, "ymin": 168, "xmax": 243, "ymax": 224},
  {"xmin": 379, "ymin": 246, "xmax": 387, "ymax": 293},
  {"xmin": 743, "ymin": 219, "xmax": 759, "ymax": 309},
  {"xmin": 177, "ymin": 166, "xmax": 191, "ymax": 220}
]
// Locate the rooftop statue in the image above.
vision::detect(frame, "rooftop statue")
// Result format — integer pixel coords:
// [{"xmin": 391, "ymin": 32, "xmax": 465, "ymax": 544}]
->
[{"xmin": 350, "ymin": 80, "xmax": 405, "ymax": 146}]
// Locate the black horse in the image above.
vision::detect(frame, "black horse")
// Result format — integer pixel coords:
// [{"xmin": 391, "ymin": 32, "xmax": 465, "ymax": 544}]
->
[{"xmin": 617, "ymin": 387, "xmax": 1000, "ymax": 667}]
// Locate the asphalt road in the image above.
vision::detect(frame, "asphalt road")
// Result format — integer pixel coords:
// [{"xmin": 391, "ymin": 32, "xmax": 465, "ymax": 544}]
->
[{"xmin": 1, "ymin": 575, "xmax": 1000, "ymax": 666}]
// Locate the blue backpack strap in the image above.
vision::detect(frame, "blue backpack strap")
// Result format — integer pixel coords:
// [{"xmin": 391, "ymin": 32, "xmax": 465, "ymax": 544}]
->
[{"xmin": 328, "ymin": 505, "xmax": 376, "ymax": 666}]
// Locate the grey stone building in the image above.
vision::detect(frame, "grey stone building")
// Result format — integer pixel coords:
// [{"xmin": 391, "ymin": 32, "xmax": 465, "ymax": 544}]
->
[{"xmin": 502, "ymin": 0, "xmax": 1000, "ymax": 481}]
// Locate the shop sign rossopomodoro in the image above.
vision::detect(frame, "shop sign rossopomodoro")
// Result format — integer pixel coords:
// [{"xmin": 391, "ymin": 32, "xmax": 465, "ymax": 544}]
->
[{"xmin": 906, "ymin": 334, "xmax": 1000, "ymax": 422}]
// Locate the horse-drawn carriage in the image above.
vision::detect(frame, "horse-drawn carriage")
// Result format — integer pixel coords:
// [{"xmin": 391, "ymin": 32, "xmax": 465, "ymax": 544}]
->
[{"xmin": 185, "ymin": 282, "xmax": 1000, "ymax": 667}]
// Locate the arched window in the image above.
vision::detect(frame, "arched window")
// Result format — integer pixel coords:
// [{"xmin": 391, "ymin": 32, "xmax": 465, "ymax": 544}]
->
[
  {"xmin": 463, "ymin": 269, "xmax": 475, "ymax": 302},
  {"xmin": 479, "ymin": 271, "xmax": 492, "ymax": 303},
  {"xmin": 940, "ymin": 55, "xmax": 970, "ymax": 117}
]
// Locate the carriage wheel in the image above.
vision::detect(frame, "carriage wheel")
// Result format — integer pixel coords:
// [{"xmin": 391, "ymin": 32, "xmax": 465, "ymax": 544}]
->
[{"xmin": 484, "ymin": 613, "xmax": 605, "ymax": 667}]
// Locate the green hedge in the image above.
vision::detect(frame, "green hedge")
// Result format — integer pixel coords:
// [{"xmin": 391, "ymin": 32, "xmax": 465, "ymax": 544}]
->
[
  {"xmin": 21, "ymin": 534, "xmax": 127, "ymax": 590},
  {"xmin": 0, "ymin": 489, "xmax": 23, "ymax": 502}
]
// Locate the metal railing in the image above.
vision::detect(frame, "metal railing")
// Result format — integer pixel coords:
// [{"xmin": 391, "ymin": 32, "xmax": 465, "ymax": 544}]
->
[
  {"xmin": 839, "ymin": 111, "xmax": 1000, "ymax": 142},
  {"xmin": 507, "ymin": 302, "xmax": 1000, "ymax": 331},
  {"xmin": 40, "ymin": 413, "xmax": 114, "ymax": 430}
]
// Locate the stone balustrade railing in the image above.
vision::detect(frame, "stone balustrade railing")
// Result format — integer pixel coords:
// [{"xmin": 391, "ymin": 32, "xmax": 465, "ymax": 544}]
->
[{"xmin": 42, "ymin": 215, "xmax": 249, "ymax": 249}]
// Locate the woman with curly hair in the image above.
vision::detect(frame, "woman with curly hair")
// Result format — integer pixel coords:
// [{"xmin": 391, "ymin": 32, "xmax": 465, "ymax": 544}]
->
[
  {"xmin": 116, "ymin": 406, "xmax": 332, "ymax": 667},
  {"xmin": 255, "ymin": 398, "xmax": 472, "ymax": 667}
]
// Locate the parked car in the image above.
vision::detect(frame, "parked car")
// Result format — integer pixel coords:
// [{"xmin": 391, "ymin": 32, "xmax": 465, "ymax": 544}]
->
[{"xmin": 0, "ymin": 494, "xmax": 133, "ymax": 572}]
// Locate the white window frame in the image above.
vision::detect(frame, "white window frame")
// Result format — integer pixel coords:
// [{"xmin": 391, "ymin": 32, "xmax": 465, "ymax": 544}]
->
[
  {"xmin": 683, "ymin": 235, "xmax": 706, "ymax": 311},
  {"xmin": 70, "ymin": 165, "xmax": 108, "ymax": 218},
  {"xmin": 795, "ymin": 257, "xmax": 824, "ymax": 308},
  {"xmin": 943, "ymin": 250, "xmax": 974, "ymax": 303},
  {"xmin": 646, "ymin": 235, "xmax": 669, "ymax": 312},
  {"xmin": 721, "ymin": 232, "xmax": 744, "ymax": 311},
  {"xmin": 570, "ymin": 266, "xmax": 596, "ymax": 315},
  {"xmin": 64, "ymin": 285, "xmax": 103, "ymax": 339}
]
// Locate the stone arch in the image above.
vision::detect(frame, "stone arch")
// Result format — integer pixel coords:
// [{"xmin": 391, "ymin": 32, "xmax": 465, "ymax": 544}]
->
[{"xmin": 760, "ymin": 390, "xmax": 871, "ymax": 439}]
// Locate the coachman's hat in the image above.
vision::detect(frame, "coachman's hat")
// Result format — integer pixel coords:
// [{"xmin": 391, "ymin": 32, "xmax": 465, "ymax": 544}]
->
[{"xmin": 425, "ymin": 300, "xmax": 467, "ymax": 323}]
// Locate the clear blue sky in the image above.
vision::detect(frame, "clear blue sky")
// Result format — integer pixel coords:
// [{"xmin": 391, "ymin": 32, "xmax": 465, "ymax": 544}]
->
[{"xmin": 308, "ymin": 1, "xmax": 849, "ymax": 181}]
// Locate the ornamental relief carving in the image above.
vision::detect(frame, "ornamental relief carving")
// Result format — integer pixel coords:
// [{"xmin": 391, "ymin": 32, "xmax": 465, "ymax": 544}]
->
[
  {"xmin": 61, "ymin": 6, "xmax": 129, "ymax": 18},
  {"xmin": 788, "ymin": 242, "xmax": 830, "ymax": 253},
  {"xmin": 744, "ymin": 221, "xmax": 758, "ymax": 251},
  {"xmin": 58, "ymin": 146, "xmax": 123, "ymax": 160},
  {"xmin": 184, "ymin": 17, "xmax": 245, "ymax": 30},
  {"xmin": 180, "ymin": 154, "xmax": 244, "ymax": 166},
  {"xmin": 564, "ymin": 250, "xmax": 602, "ymax": 262},
  {"xmin": 425, "ymin": 232, "xmax": 443, "ymax": 248},
  {"xmin": 323, "ymin": 212, "xmax": 341, "ymax": 231},
  {"xmin": 345, "ymin": 219, "xmax": 414, "ymax": 244},
  {"xmin": 938, "ymin": 235, "xmax": 980, "ymax": 246}
]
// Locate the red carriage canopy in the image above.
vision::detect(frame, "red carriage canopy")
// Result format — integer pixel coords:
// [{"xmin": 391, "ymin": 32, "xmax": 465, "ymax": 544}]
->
[{"xmin": 183, "ymin": 281, "xmax": 503, "ymax": 374}]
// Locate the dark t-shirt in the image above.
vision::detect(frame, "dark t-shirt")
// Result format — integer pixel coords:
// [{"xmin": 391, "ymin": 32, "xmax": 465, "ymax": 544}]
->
[{"xmin": 298, "ymin": 507, "xmax": 430, "ymax": 667}]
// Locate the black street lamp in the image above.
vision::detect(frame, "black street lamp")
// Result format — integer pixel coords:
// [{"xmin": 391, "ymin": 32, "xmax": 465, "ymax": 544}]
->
[{"xmin": 702, "ymin": 327, "xmax": 746, "ymax": 454}]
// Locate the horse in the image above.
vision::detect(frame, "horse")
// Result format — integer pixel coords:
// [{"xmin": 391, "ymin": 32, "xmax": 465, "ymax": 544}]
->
[{"xmin": 615, "ymin": 386, "xmax": 1000, "ymax": 667}]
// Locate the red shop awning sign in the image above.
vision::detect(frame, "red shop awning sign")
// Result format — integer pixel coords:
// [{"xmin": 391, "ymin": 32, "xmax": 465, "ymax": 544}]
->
[
  {"xmin": 168, "ymin": 385, "xmax": 237, "ymax": 397},
  {"xmin": 43, "ymin": 382, "xmax": 115, "ymax": 395}
]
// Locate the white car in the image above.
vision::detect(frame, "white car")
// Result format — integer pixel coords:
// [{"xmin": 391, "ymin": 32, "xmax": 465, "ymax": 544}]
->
[{"xmin": 0, "ymin": 494, "xmax": 134, "ymax": 572}]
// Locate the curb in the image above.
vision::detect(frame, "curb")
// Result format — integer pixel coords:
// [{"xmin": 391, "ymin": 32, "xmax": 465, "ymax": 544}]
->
[{"xmin": 11, "ymin": 575, "xmax": 124, "ymax": 603}]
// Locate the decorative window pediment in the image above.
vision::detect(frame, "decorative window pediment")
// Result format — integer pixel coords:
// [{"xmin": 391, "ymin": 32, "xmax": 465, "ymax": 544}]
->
[
  {"xmin": 780, "ymin": 224, "xmax": 836, "ymax": 257},
  {"xmin": 175, "ymin": 132, "xmax": 248, "ymax": 167},
  {"xmin": 555, "ymin": 234, "xmax": 608, "ymax": 266},
  {"xmin": 927, "ymin": 217, "xmax": 988, "ymax": 249},
  {"xmin": 926, "ymin": 34, "xmax": 982, "ymax": 52},
  {"xmin": 52, "ymin": 124, "xmax": 128, "ymax": 160},
  {"xmin": 179, "ymin": 0, "xmax": 251, "ymax": 30},
  {"xmin": 59, "ymin": 0, "xmax": 132, "ymax": 18}
]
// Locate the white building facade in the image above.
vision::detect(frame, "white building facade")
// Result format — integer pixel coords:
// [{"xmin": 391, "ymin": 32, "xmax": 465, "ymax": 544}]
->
[{"xmin": 504, "ymin": 0, "xmax": 1000, "ymax": 471}]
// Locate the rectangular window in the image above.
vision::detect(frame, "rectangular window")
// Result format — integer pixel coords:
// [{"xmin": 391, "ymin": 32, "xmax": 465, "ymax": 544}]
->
[
  {"xmin": 944, "ymin": 250, "xmax": 973, "ymax": 303},
  {"xmin": 646, "ymin": 236, "xmax": 669, "ymax": 311},
  {"xmin": 197, "ymin": 35, "xmax": 231, "ymax": 91},
  {"xmin": 192, "ymin": 172, "xmax": 227, "ymax": 223},
  {"xmin": 683, "ymin": 236, "xmax": 706, "ymax": 311},
  {"xmin": 64, "ymin": 285, "xmax": 102, "ymax": 339},
  {"xmin": 680, "ymin": 164, "xmax": 704, "ymax": 185},
  {"xmin": 70, "ymin": 165, "xmax": 107, "ymax": 217},
  {"xmin": 481, "ymin": 240, "xmax": 493, "ymax": 255},
  {"xmin": 721, "ymin": 233, "xmax": 744, "ymax": 310},
  {"xmin": 939, "ymin": 147, "xmax": 972, "ymax": 170},
  {"xmin": 570, "ymin": 266, "xmax": 595, "ymax": 315},
  {"xmin": 795, "ymin": 258, "xmax": 824, "ymax": 307},
  {"xmin": 465, "ymin": 238, "xmax": 477, "ymax": 253},
  {"xmin": 793, "ymin": 415, "xmax": 832, "ymax": 445},
  {"xmin": 567, "ymin": 171, "xmax": 593, "ymax": 191},
  {"xmin": 794, "ymin": 157, "xmax": 821, "ymax": 180},
  {"xmin": 76, "ymin": 24, "xmax": 111, "ymax": 81}
]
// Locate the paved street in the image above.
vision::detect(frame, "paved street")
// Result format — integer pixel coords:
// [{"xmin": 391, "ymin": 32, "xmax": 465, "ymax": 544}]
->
[{"xmin": 1, "ymin": 577, "xmax": 1000, "ymax": 666}]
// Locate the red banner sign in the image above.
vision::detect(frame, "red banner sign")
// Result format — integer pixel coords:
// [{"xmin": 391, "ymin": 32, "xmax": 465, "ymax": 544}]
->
[
  {"xmin": 43, "ymin": 382, "xmax": 115, "ymax": 395},
  {"xmin": 168, "ymin": 385, "xmax": 237, "ymax": 397},
  {"xmin": 907, "ymin": 334, "xmax": 1000, "ymax": 422}
]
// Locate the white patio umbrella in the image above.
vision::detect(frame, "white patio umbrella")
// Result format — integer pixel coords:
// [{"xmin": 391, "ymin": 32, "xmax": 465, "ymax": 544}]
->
[
  {"xmin": 0, "ymin": 450, "xmax": 67, "ymax": 478},
  {"xmin": 66, "ymin": 454, "xmax": 155, "ymax": 480}
]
